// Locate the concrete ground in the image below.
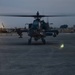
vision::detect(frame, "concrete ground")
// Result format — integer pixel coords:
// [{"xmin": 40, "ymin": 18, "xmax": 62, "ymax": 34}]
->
[{"xmin": 0, "ymin": 33, "xmax": 75, "ymax": 75}]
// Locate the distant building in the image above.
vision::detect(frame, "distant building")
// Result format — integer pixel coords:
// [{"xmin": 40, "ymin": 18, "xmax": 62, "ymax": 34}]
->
[
  {"xmin": 73, "ymin": 25, "xmax": 75, "ymax": 28},
  {"xmin": 0, "ymin": 28, "xmax": 7, "ymax": 33},
  {"xmin": 60, "ymin": 24, "xmax": 68, "ymax": 29}
]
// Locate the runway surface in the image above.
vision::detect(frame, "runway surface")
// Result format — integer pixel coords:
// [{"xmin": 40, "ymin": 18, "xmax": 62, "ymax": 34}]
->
[{"xmin": 0, "ymin": 33, "xmax": 75, "ymax": 75}]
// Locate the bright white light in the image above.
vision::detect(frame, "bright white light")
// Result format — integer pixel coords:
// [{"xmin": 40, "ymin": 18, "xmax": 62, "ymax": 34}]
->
[
  {"xmin": 0, "ymin": 24, "xmax": 3, "ymax": 28},
  {"xmin": 60, "ymin": 44, "xmax": 64, "ymax": 49}
]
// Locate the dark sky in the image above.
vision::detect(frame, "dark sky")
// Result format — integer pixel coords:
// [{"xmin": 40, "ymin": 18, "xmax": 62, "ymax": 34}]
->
[{"xmin": 0, "ymin": 0, "xmax": 75, "ymax": 28}]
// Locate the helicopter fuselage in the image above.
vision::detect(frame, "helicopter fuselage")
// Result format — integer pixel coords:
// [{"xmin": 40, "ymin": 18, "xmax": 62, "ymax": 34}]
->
[{"xmin": 27, "ymin": 19, "xmax": 59, "ymax": 44}]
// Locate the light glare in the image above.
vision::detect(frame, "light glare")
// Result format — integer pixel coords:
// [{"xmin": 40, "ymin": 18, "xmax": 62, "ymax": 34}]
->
[{"xmin": 60, "ymin": 44, "xmax": 64, "ymax": 49}]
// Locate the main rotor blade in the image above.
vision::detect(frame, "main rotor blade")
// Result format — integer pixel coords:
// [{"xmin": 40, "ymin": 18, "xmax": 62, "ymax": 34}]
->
[
  {"xmin": 0, "ymin": 14, "xmax": 36, "ymax": 17},
  {"xmin": 43, "ymin": 14, "xmax": 75, "ymax": 17},
  {"xmin": 0, "ymin": 13, "xmax": 45, "ymax": 17},
  {"xmin": 0, "ymin": 14, "xmax": 75, "ymax": 17}
]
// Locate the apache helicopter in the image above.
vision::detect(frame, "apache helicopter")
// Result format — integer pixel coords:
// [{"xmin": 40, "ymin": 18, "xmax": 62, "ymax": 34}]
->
[{"xmin": 0, "ymin": 11, "xmax": 75, "ymax": 44}]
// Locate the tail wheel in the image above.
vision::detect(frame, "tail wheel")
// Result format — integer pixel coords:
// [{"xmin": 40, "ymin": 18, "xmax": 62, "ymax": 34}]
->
[{"xmin": 41, "ymin": 38, "xmax": 46, "ymax": 44}]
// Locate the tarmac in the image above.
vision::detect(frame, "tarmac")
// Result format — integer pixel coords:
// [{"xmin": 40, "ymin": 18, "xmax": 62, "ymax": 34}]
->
[{"xmin": 0, "ymin": 33, "xmax": 75, "ymax": 75}]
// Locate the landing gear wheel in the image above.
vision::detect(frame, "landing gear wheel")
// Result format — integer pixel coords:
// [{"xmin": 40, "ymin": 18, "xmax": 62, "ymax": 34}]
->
[
  {"xmin": 28, "ymin": 38, "xmax": 32, "ymax": 45},
  {"xmin": 53, "ymin": 33, "xmax": 57, "ymax": 37},
  {"xmin": 41, "ymin": 38, "xmax": 46, "ymax": 44}
]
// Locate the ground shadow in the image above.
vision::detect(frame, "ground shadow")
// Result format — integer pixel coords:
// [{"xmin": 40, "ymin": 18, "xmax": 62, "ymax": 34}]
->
[{"xmin": 0, "ymin": 41, "xmax": 60, "ymax": 46}]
